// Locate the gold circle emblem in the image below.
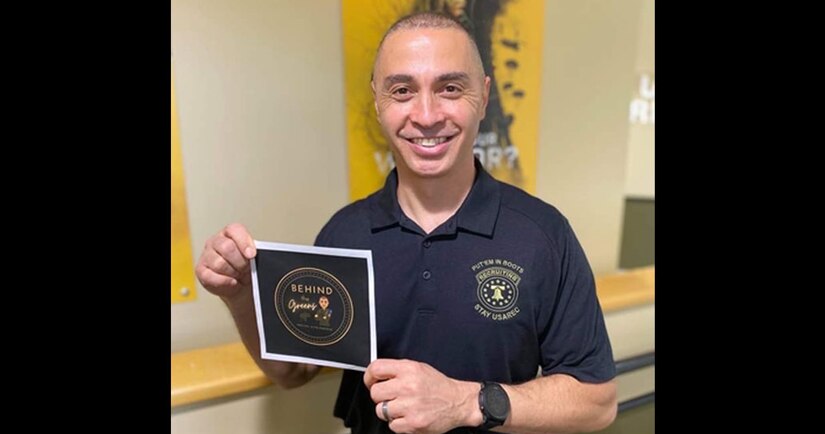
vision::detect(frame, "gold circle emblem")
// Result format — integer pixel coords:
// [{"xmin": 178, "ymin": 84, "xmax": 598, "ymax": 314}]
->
[{"xmin": 274, "ymin": 267, "xmax": 354, "ymax": 346}]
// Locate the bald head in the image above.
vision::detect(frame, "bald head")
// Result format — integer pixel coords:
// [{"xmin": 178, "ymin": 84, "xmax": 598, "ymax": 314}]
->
[{"xmin": 373, "ymin": 12, "xmax": 485, "ymax": 81}]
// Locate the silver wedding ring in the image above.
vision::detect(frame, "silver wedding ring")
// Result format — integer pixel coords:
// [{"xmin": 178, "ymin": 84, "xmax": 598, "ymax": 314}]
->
[{"xmin": 382, "ymin": 400, "xmax": 393, "ymax": 423}]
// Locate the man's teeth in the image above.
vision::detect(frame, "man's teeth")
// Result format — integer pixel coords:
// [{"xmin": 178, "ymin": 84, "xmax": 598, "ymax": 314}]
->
[{"xmin": 411, "ymin": 137, "xmax": 449, "ymax": 147}]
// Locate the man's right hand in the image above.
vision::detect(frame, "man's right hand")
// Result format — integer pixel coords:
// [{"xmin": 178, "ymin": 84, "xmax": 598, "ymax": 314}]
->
[
  {"xmin": 195, "ymin": 223, "xmax": 257, "ymax": 300},
  {"xmin": 193, "ymin": 223, "xmax": 321, "ymax": 389}
]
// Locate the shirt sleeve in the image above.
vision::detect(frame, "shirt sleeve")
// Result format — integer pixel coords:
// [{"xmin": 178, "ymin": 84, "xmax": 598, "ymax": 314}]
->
[{"xmin": 537, "ymin": 219, "xmax": 616, "ymax": 383}]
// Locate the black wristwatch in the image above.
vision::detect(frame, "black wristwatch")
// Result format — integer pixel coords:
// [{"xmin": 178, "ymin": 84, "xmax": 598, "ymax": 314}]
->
[{"xmin": 478, "ymin": 381, "xmax": 510, "ymax": 430}]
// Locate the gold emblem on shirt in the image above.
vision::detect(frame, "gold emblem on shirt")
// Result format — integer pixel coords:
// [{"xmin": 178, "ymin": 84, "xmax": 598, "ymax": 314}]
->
[{"xmin": 471, "ymin": 259, "xmax": 523, "ymax": 321}]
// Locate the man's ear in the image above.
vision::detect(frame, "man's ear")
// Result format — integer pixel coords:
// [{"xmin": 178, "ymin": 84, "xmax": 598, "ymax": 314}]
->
[
  {"xmin": 371, "ymin": 80, "xmax": 381, "ymax": 122},
  {"xmin": 481, "ymin": 76, "xmax": 491, "ymax": 120}
]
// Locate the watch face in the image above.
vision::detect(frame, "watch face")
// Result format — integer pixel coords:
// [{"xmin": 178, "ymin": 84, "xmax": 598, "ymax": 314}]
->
[{"xmin": 484, "ymin": 383, "xmax": 511, "ymax": 420}]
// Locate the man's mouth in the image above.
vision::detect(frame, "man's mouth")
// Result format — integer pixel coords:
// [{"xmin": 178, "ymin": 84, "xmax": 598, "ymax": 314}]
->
[{"xmin": 406, "ymin": 135, "xmax": 455, "ymax": 148}]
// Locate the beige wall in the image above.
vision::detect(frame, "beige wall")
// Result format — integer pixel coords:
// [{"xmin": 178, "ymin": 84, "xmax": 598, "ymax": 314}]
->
[
  {"xmin": 171, "ymin": 371, "xmax": 349, "ymax": 434},
  {"xmin": 171, "ymin": 0, "xmax": 349, "ymax": 351},
  {"xmin": 172, "ymin": 0, "xmax": 653, "ymax": 432},
  {"xmin": 537, "ymin": 0, "xmax": 643, "ymax": 274}
]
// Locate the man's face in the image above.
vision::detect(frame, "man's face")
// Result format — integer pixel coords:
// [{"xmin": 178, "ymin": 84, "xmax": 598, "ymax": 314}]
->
[{"xmin": 372, "ymin": 28, "xmax": 490, "ymax": 179}]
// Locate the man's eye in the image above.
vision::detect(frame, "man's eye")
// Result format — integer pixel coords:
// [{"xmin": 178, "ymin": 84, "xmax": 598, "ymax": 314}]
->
[
  {"xmin": 445, "ymin": 85, "xmax": 458, "ymax": 92},
  {"xmin": 393, "ymin": 88, "xmax": 409, "ymax": 95}
]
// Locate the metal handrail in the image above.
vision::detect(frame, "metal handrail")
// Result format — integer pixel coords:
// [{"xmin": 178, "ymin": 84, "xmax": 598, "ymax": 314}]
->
[
  {"xmin": 614, "ymin": 351, "xmax": 655, "ymax": 413},
  {"xmin": 619, "ymin": 392, "xmax": 654, "ymax": 413},
  {"xmin": 615, "ymin": 352, "xmax": 655, "ymax": 376}
]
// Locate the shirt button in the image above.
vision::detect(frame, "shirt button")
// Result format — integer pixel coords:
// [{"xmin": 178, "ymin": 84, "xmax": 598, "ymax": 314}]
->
[
  {"xmin": 422, "ymin": 270, "xmax": 431, "ymax": 280},
  {"xmin": 423, "ymin": 240, "xmax": 432, "ymax": 248}
]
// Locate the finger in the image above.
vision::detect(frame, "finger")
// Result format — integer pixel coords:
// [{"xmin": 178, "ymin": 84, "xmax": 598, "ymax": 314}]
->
[
  {"xmin": 375, "ymin": 399, "xmax": 405, "ymax": 423},
  {"xmin": 387, "ymin": 417, "xmax": 409, "ymax": 434},
  {"xmin": 364, "ymin": 359, "xmax": 400, "ymax": 389},
  {"xmin": 195, "ymin": 264, "xmax": 239, "ymax": 296},
  {"xmin": 364, "ymin": 359, "xmax": 412, "ymax": 389},
  {"xmin": 203, "ymin": 248, "xmax": 238, "ymax": 277},
  {"xmin": 369, "ymin": 377, "xmax": 399, "ymax": 403},
  {"xmin": 380, "ymin": 400, "xmax": 411, "ymax": 433},
  {"xmin": 375, "ymin": 400, "xmax": 386, "ymax": 422},
  {"xmin": 223, "ymin": 223, "xmax": 256, "ymax": 259},
  {"xmin": 213, "ymin": 236, "xmax": 249, "ymax": 273}
]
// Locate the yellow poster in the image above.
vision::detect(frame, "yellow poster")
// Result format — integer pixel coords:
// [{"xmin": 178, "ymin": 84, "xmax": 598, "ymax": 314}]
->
[
  {"xmin": 343, "ymin": 0, "xmax": 544, "ymax": 200},
  {"xmin": 171, "ymin": 63, "xmax": 197, "ymax": 303}
]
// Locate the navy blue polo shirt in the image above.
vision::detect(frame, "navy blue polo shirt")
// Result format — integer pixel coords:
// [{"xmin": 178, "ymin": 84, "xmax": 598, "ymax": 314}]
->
[{"xmin": 315, "ymin": 159, "xmax": 614, "ymax": 434}]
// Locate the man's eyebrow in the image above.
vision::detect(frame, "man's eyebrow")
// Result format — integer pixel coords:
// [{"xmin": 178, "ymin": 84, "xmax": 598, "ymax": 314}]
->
[
  {"xmin": 436, "ymin": 72, "xmax": 471, "ymax": 83},
  {"xmin": 381, "ymin": 72, "xmax": 472, "ymax": 88},
  {"xmin": 383, "ymin": 74, "xmax": 414, "ymax": 88}
]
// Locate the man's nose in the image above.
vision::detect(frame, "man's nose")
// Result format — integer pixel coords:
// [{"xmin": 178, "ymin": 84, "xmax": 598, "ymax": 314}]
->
[{"xmin": 409, "ymin": 93, "xmax": 445, "ymax": 128}]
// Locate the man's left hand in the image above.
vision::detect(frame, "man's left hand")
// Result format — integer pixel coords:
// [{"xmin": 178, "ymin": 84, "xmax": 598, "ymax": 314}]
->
[{"xmin": 364, "ymin": 359, "xmax": 482, "ymax": 434}]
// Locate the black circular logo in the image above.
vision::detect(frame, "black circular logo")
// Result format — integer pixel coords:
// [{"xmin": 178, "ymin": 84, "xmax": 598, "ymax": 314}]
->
[
  {"xmin": 478, "ymin": 276, "xmax": 518, "ymax": 312},
  {"xmin": 274, "ymin": 267, "xmax": 354, "ymax": 346}
]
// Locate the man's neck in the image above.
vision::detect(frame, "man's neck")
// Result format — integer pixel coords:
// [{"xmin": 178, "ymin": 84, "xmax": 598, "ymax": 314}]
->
[{"xmin": 395, "ymin": 161, "xmax": 476, "ymax": 234}]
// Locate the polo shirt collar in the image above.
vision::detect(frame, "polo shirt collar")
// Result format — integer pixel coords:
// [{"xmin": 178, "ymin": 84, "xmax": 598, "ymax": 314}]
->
[{"xmin": 369, "ymin": 158, "xmax": 501, "ymax": 237}]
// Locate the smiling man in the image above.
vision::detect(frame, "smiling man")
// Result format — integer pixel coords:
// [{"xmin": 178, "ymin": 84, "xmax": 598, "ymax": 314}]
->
[
  {"xmin": 370, "ymin": 17, "xmax": 491, "ymax": 235},
  {"xmin": 196, "ymin": 12, "xmax": 616, "ymax": 434}
]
